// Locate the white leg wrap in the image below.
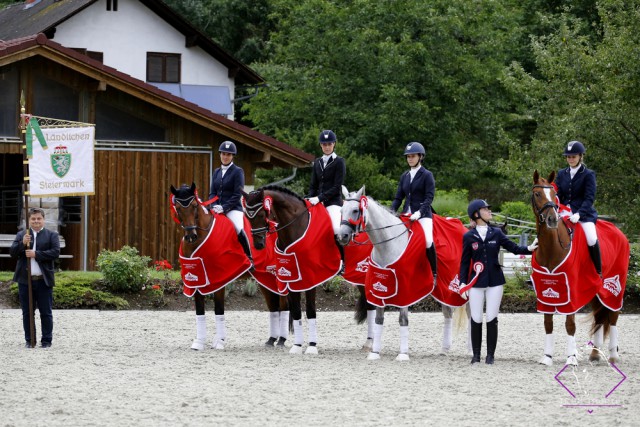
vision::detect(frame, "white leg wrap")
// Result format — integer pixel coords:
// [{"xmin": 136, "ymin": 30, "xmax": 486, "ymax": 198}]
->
[
  {"xmin": 593, "ymin": 325, "xmax": 604, "ymax": 348},
  {"xmin": 367, "ymin": 310, "xmax": 376, "ymax": 339},
  {"xmin": 566, "ymin": 335, "xmax": 576, "ymax": 357},
  {"xmin": 196, "ymin": 315, "xmax": 207, "ymax": 341},
  {"xmin": 399, "ymin": 325, "xmax": 409, "ymax": 354},
  {"xmin": 293, "ymin": 319, "xmax": 304, "ymax": 346},
  {"xmin": 372, "ymin": 323, "xmax": 383, "ymax": 353},
  {"xmin": 269, "ymin": 312, "xmax": 279, "ymax": 338},
  {"xmin": 544, "ymin": 334, "xmax": 554, "ymax": 357},
  {"xmin": 307, "ymin": 318, "xmax": 317, "ymax": 344},
  {"xmin": 215, "ymin": 314, "xmax": 226, "ymax": 341},
  {"xmin": 279, "ymin": 311, "xmax": 290, "ymax": 340},
  {"xmin": 609, "ymin": 325, "xmax": 619, "ymax": 356},
  {"xmin": 442, "ymin": 318, "xmax": 453, "ymax": 351}
]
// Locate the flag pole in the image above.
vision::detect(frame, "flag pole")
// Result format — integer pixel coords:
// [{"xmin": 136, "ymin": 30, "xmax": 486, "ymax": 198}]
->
[{"xmin": 20, "ymin": 91, "xmax": 35, "ymax": 348}]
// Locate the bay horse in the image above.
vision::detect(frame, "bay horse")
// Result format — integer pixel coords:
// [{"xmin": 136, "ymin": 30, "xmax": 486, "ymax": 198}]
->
[
  {"xmin": 531, "ymin": 171, "xmax": 629, "ymax": 365},
  {"xmin": 337, "ymin": 185, "xmax": 468, "ymax": 361},
  {"xmin": 242, "ymin": 185, "xmax": 341, "ymax": 355},
  {"xmin": 170, "ymin": 183, "xmax": 288, "ymax": 350}
]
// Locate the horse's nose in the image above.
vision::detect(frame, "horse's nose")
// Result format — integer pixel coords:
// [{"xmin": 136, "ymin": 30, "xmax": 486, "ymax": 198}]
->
[
  {"xmin": 254, "ymin": 240, "xmax": 265, "ymax": 250},
  {"xmin": 185, "ymin": 233, "xmax": 197, "ymax": 244},
  {"xmin": 336, "ymin": 233, "xmax": 350, "ymax": 246}
]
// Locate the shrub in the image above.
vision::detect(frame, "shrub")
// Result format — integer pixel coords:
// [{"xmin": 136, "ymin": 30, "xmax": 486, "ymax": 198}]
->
[
  {"xmin": 9, "ymin": 282, "xmax": 128, "ymax": 309},
  {"xmin": 497, "ymin": 201, "xmax": 535, "ymax": 223},
  {"xmin": 627, "ymin": 243, "xmax": 640, "ymax": 297},
  {"xmin": 242, "ymin": 278, "xmax": 258, "ymax": 297},
  {"xmin": 433, "ymin": 189, "xmax": 468, "ymax": 218},
  {"xmin": 96, "ymin": 246, "xmax": 151, "ymax": 293}
]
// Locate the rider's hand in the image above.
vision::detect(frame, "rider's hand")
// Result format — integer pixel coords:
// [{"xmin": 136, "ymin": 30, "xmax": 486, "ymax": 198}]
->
[
  {"xmin": 212, "ymin": 205, "xmax": 224, "ymax": 214},
  {"xmin": 410, "ymin": 211, "xmax": 421, "ymax": 221},
  {"xmin": 569, "ymin": 213, "xmax": 580, "ymax": 224},
  {"xmin": 527, "ymin": 238, "xmax": 539, "ymax": 252},
  {"xmin": 308, "ymin": 197, "xmax": 320, "ymax": 206}
]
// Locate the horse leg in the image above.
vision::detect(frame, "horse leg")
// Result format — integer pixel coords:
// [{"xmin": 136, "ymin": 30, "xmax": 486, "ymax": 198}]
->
[
  {"xmin": 211, "ymin": 288, "xmax": 226, "ymax": 350},
  {"xmin": 565, "ymin": 314, "xmax": 578, "ymax": 366},
  {"xmin": 304, "ymin": 287, "xmax": 318, "ymax": 355},
  {"xmin": 191, "ymin": 292, "xmax": 207, "ymax": 351},
  {"xmin": 539, "ymin": 313, "xmax": 555, "ymax": 365},
  {"xmin": 288, "ymin": 292, "xmax": 304, "ymax": 354},
  {"xmin": 259, "ymin": 286, "xmax": 279, "ymax": 348},
  {"xmin": 355, "ymin": 285, "xmax": 375, "ymax": 351},
  {"xmin": 440, "ymin": 305, "xmax": 453, "ymax": 355},
  {"xmin": 367, "ymin": 307, "xmax": 385, "ymax": 360},
  {"xmin": 608, "ymin": 310, "xmax": 620, "ymax": 363},
  {"xmin": 396, "ymin": 307, "xmax": 410, "ymax": 361},
  {"xmin": 277, "ymin": 296, "xmax": 289, "ymax": 349}
]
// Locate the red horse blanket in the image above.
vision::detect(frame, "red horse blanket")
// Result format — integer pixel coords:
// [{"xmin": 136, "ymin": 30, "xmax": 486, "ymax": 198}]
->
[
  {"xmin": 531, "ymin": 220, "xmax": 629, "ymax": 314},
  {"xmin": 179, "ymin": 214, "xmax": 251, "ymax": 297},
  {"xmin": 431, "ymin": 215, "xmax": 468, "ymax": 307},
  {"xmin": 342, "ymin": 232, "xmax": 373, "ymax": 286}
]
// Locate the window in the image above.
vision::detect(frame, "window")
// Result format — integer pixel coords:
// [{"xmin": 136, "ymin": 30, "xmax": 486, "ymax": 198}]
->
[
  {"xmin": 147, "ymin": 53, "xmax": 181, "ymax": 83},
  {"xmin": 69, "ymin": 48, "xmax": 104, "ymax": 63},
  {"xmin": 32, "ymin": 76, "xmax": 79, "ymax": 121},
  {"xmin": 95, "ymin": 97, "xmax": 165, "ymax": 142},
  {"xmin": 60, "ymin": 197, "xmax": 82, "ymax": 224}
]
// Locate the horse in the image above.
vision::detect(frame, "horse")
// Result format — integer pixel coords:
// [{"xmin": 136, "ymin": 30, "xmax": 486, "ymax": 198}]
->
[
  {"xmin": 531, "ymin": 171, "xmax": 629, "ymax": 365},
  {"xmin": 242, "ymin": 185, "xmax": 342, "ymax": 355},
  {"xmin": 170, "ymin": 183, "xmax": 288, "ymax": 351},
  {"xmin": 337, "ymin": 185, "xmax": 468, "ymax": 361}
]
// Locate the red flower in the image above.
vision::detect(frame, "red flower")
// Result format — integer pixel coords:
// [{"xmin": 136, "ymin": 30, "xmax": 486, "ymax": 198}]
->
[
  {"xmin": 154, "ymin": 259, "xmax": 172, "ymax": 271},
  {"xmin": 152, "ymin": 284, "xmax": 161, "ymax": 290}
]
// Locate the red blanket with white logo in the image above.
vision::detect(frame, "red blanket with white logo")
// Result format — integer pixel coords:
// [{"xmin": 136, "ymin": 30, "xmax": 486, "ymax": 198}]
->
[
  {"xmin": 342, "ymin": 232, "xmax": 373, "ymax": 286},
  {"xmin": 179, "ymin": 215, "xmax": 251, "ymax": 297},
  {"xmin": 531, "ymin": 220, "xmax": 629, "ymax": 314},
  {"xmin": 431, "ymin": 215, "xmax": 468, "ymax": 307}
]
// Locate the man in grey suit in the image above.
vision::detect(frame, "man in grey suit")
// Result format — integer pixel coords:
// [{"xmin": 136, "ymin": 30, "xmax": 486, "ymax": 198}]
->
[{"xmin": 10, "ymin": 207, "xmax": 60, "ymax": 348}]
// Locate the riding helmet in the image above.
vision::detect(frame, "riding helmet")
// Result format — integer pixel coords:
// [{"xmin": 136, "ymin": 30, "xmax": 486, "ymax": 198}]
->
[
  {"xmin": 319, "ymin": 130, "xmax": 337, "ymax": 144},
  {"xmin": 403, "ymin": 142, "xmax": 425, "ymax": 156},
  {"xmin": 563, "ymin": 140, "xmax": 586, "ymax": 156},
  {"xmin": 467, "ymin": 199, "xmax": 491, "ymax": 220},
  {"xmin": 219, "ymin": 141, "xmax": 237, "ymax": 155}
]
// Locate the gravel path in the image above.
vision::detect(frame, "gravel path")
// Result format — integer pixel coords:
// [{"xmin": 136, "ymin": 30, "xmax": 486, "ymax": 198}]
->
[{"xmin": 0, "ymin": 310, "xmax": 638, "ymax": 426}]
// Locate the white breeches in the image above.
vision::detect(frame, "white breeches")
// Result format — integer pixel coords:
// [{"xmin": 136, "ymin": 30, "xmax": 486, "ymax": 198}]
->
[
  {"xmin": 326, "ymin": 205, "xmax": 341, "ymax": 235},
  {"xmin": 418, "ymin": 217, "xmax": 434, "ymax": 248},
  {"xmin": 580, "ymin": 221, "xmax": 598, "ymax": 246},
  {"xmin": 226, "ymin": 209, "xmax": 244, "ymax": 234},
  {"xmin": 469, "ymin": 285, "xmax": 503, "ymax": 323}
]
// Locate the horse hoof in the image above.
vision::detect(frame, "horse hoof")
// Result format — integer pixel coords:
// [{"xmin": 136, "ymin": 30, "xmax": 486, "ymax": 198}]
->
[
  {"xmin": 191, "ymin": 339, "xmax": 206, "ymax": 351},
  {"xmin": 538, "ymin": 355, "xmax": 553, "ymax": 366},
  {"xmin": 265, "ymin": 337, "xmax": 277, "ymax": 348},
  {"xmin": 276, "ymin": 337, "xmax": 287, "ymax": 349},
  {"xmin": 289, "ymin": 345, "xmax": 303, "ymax": 354},
  {"xmin": 395, "ymin": 353, "xmax": 410, "ymax": 362},
  {"xmin": 589, "ymin": 351, "xmax": 601, "ymax": 362},
  {"xmin": 304, "ymin": 346, "xmax": 318, "ymax": 355},
  {"xmin": 439, "ymin": 346, "xmax": 451, "ymax": 356},
  {"xmin": 367, "ymin": 352, "xmax": 381, "ymax": 360},
  {"xmin": 211, "ymin": 338, "xmax": 225, "ymax": 350},
  {"xmin": 565, "ymin": 355, "xmax": 578, "ymax": 366},
  {"xmin": 361, "ymin": 339, "xmax": 373, "ymax": 352}
]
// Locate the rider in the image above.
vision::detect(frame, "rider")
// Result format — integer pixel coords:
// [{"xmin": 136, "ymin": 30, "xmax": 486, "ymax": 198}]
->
[
  {"xmin": 209, "ymin": 141, "xmax": 253, "ymax": 267},
  {"xmin": 307, "ymin": 130, "xmax": 346, "ymax": 271},
  {"xmin": 391, "ymin": 142, "xmax": 438, "ymax": 284},
  {"xmin": 555, "ymin": 140, "xmax": 601, "ymax": 277},
  {"xmin": 460, "ymin": 199, "xmax": 538, "ymax": 364}
]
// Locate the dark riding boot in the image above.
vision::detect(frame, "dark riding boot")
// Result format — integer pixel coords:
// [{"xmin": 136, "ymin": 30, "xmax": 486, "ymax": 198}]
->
[
  {"xmin": 237, "ymin": 230, "xmax": 254, "ymax": 270},
  {"xmin": 486, "ymin": 317, "xmax": 498, "ymax": 364},
  {"xmin": 426, "ymin": 245, "xmax": 438, "ymax": 286},
  {"xmin": 471, "ymin": 319, "xmax": 482, "ymax": 364},
  {"xmin": 334, "ymin": 235, "xmax": 345, "ymax": 276},
  {"xmin": 587, "ymin": 241, "xmax": 602, "ymax": 277}
]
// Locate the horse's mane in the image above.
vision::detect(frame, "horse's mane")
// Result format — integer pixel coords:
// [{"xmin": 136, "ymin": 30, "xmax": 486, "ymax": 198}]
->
[{"xmin": 259, "ymin": 185, "xmax": 306, "ymax": 203}]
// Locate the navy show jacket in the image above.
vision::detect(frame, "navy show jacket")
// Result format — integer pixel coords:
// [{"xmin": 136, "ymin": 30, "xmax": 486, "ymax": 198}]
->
[
  {"xmin": 391, "ymin": 166, "xmax": 435, "ymax": 218},
  {"xmin": 10, "ymin": 227, "xmax": 60, "ymax": 288},
  {"xmin": 308, "ymin": 155, "xmax": 346, "ymax": 207},
  {"xmin": 555, "ymin": 164, "xmax": 598, "ymax": 223},
  {"xmin": 209, "ymin": 163, "xmax": 245, "ymax": 213}
]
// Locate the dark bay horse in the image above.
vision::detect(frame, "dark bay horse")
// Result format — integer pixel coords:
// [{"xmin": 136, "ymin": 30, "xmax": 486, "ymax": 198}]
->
[
  {"xmin": 243, "ymin": 185, "xmax": 341, "ymax": 355},
  {"xmin": 531, "ymin": 171, "xmax": 628, "ymax": 365},
  {"xmin": 171, "ymin": 183, "xmax": 287, "ymax": 350}
]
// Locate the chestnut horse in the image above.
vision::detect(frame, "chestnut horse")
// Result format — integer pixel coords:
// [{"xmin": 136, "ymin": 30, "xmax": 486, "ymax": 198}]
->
[{"xmin": 531, "ymin": 171, "xmax": 628, "ymax": 365}]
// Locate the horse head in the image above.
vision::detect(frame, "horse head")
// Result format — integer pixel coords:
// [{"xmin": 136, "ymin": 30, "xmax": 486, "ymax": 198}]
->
[
  {"xmin": 242, "ymin": 188, "xmax": 270, "ymax": 249},
  {"xmin": 338, "ymin": 185, "xmax": 366, "ymax": 246},
  {"xmin": 532, "ymin": 170, "xmax": 559, "ymax": 230},
  {"xmin": 170, "ymin": 182, "xmax": 209, "ymax": 244}
]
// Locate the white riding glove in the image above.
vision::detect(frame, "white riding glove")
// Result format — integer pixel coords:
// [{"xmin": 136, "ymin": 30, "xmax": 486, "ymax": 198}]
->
[
  {"xmin": 459, "ymin": 284, "xmax": 468, "ymax": 301},
  {"xmin": 569, "ymin": 213, "xmax": 580, "ymax": 224},
  {"xmin": 527, "ymin": 238, "xmax": 539, "ymax": 252},
  {"xmin": 212, "ymin": 205, "xmax": 224, "ymax": 214},
  {"xmin": 410, "ymin": 211, "xmax": 421, "ymax": 221},
  {"xmin": 308, "ymin": 197, "xmax": 320, "ymax": 206}
]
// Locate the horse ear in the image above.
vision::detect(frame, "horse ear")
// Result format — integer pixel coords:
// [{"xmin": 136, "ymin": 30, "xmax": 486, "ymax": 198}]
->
[
  {"xmin": 241, "ymin": 190, "xmax": 248, "ymax": 198},
  {"xmin": 170, "ymin": 185, "xmax": 177, "ymax": 195},
  {"xmin": 533, "ymin": 170, "xmax": 540, "ymax": 184},
  {"xmin": 548, "ymin": 171, "xmax": 556, "ymax": 184},
  {"xmin": 190, "ymin": 182, "xmax": 196, "ymax": 192},
  {"xmin": 342, "ymin": 185, "xmax": 349, "ymax": 199}
]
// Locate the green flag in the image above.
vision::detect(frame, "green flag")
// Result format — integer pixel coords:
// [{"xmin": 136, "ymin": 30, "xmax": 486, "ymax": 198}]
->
[{"xmin": 26, "ymin": 117, "xmax": 47, "ymax": 158}]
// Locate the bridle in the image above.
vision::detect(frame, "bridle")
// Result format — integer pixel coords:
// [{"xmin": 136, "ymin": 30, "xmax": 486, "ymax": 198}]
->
[
  {"xmin": 242, "ymin": 192, "xmax": 308, "ymax": 238},
  {"xmin": 170, "ymin": 190, "xmax": 213, "ymax": 234},
  {"xmin": 340, "ymin": 195, "xmax": 409, "ymax": 246},
  {"xmin": 531, "ymin": 184, "xmax": 559, "ymax": 228}
]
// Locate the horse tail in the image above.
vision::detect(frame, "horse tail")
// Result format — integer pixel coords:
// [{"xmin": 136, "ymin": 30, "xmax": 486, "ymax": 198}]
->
[
  {"xmin": 589, "ymin": 298, "xmax": 611, "ymax": 339},
  {"xmin": 454, "ymin": 303, "xmax": 468, "ymax": 334},
  {"xmin": 354, "ymin": 289, "xmax": 368, "ymax": 324}
]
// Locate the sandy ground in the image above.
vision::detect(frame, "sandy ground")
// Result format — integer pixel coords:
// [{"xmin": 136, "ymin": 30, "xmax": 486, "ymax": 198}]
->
[{"xmin": 0, "ymin": 310, "xmax": 638, "ymax": 426}]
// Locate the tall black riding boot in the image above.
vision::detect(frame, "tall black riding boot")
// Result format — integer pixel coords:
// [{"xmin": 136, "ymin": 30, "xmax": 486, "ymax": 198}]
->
[
  {"xmin": 426, "ymin": 245, "xmax": 438, "ymax": 286},
  {"xmin": 587, "ymin": 241, "xmax": 602, "ymax": 277},
  {"xmin": 237, "ymin": 230, "xmax": 254, "ymax": 270},
  {"xmin": 470, "ymin": 319, "xmax": 482, "ymax": 364},
  {"xmin": 486, "ymin": 317, "xmax": 498, "ymax": 364},
  {"xmin": 334, "ymin": 235, "xmax": 345, "ymax": 275}
]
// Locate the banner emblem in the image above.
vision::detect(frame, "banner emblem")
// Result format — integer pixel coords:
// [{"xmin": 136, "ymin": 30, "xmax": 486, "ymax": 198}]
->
[{"xmin": 51, "ymin": 145, "xmax": 71, "ymax": 178}]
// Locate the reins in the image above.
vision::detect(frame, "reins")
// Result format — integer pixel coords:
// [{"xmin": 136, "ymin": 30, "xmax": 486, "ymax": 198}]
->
[
  {"xmin": 342, "ymin": 196, "xmax": 410, "ymax": 247},
  {"xmin": 170, "ymin": 191, "xmax": 214, "ymax": 235},
  {"xmin": 243, "ymin": 195, "xmax": 309, "ymax": 236},
  {"xmin": 531, "ymin": 184, "xmax": 571, "ymax": 251}
]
